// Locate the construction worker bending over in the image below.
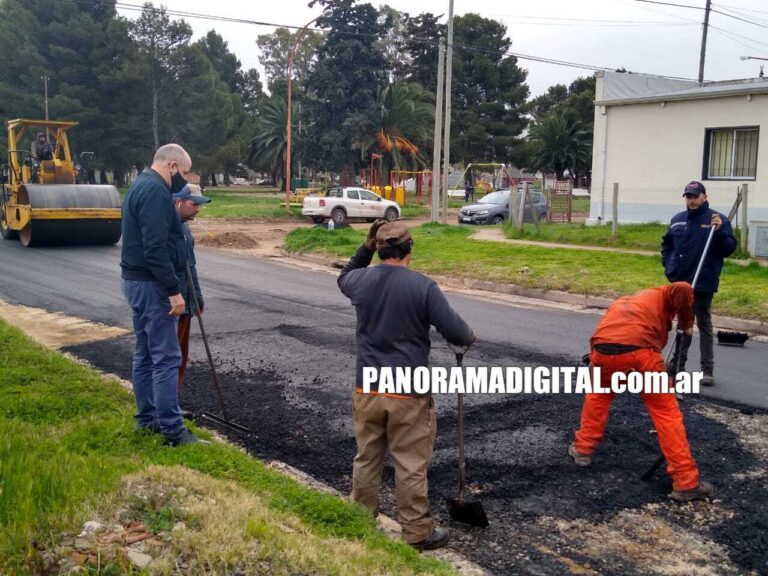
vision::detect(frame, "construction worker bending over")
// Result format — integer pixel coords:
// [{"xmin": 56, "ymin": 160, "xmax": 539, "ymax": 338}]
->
[
  {"xmin": 569, "ymin": 282, "xmax": 713, "ymax": 502},
  {"xmin": 338, "ymin": 220, "xmax": 475, "ymax": 551}
]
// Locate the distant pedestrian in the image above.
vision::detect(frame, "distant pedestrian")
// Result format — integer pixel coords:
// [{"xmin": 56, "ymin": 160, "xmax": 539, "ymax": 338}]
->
[
  {"xmin": 338, "ymin": 220, "xmax": 475, "ymax": 551},
  {"xmin": 661, "ymin": 181, "xmax": 736, "ymax": 386},
  {"xmin": 569, "ymin": 283, "xmax": 713, "ymax": 502},
  {"xmin": 173, "ymin": 183, "xmax": 211, "ymax": 387},
  {"xmin": 120, "ymin": 143, "xmax": 206, "ymax": 446},
  {"xmin": 464, "ymin": 180, "xmax": 474, "ymax": 202}
]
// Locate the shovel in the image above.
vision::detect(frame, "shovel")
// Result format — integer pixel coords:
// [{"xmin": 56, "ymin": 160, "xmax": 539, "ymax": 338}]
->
[
  {"xmin": 641, "ymin": 224, "xmax": 716, "ymax": 481},
  {"xmin": 185, "ymin": 265, "xmax": 250, "ymax": 434},
  {"xmin": 446, "ymin": 351, "xmax": 489, "ymax": 528}
]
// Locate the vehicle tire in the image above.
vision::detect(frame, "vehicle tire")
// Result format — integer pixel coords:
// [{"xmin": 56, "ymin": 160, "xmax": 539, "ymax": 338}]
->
[
  {"xmin": 491, "ymin": 215, "xmax": 504, "ymax": 225},
  {"xmin": 331, "ymin": 207, "xmax": 346, "ymax": 225},
  {"xmin": 311, "ymin": 216, "xmax": 325, "ymax": 224},
  {"xmin": 384, "ymin": 208, "xmax": 398, "ymax": 222},
  {"xmin": 0, "ymin": 208, "xmax": 18, "ymax": 240}
]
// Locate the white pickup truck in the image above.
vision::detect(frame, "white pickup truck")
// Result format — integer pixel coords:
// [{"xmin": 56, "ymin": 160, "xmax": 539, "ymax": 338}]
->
[{"xmin": 302, "ymin": 187, "xmax": 401, "ymax": 225}]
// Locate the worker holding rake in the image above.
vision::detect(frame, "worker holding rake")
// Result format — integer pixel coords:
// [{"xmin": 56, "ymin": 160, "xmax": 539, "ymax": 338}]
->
[{"xmin": 569, "ymin": 282, "xmax": 714, "ymax": 502}]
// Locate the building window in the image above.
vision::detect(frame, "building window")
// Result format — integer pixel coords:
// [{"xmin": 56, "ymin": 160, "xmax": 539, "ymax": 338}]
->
[{"xmin": 704, "ymin": 127, "xmax": 759, "ymax": 180}]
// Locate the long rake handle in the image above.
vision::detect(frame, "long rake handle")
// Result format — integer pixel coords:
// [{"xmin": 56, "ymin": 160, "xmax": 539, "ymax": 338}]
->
[
  {"xmin": 642, "ymin": 224, "xmax": 716, "ymax": 480},
  {"xmin": 185, "ymin": 265, "xmax": 229, "ymax": 420}
]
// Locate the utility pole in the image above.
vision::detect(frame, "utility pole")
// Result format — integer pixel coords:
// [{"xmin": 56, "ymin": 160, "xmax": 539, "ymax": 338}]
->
[
  {"xmin": 440, "ymin": 0, "xmax": 455, "ymax": 224},
  {"xmin": 41, "ymin": 75, "xmax": 49, "ymax": 121},
  {"xmin": 430, "ymin": 41, "xmax": 445, "ymax": 223},
  {"xmin": 697, "ymin": 0, "xmax": 711, "ymax": 83},
  {"xmin": 285, "ymin": 17, "xmax": 318, "ymax": 212}
]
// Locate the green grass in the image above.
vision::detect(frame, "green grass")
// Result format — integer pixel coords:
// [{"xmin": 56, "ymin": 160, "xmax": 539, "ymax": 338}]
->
[
  {"xmin": 285, "ymin": 223, "xmax": 768, "ymax": 321},
  {"xmin": 0, "ymin": 321, "xmax": 453, "ymax": 575},
  {"xmin": 503, "ymin": 222, "xmax": 751, "ymax": 259},
  {"xmin": 197, "ymin": 190, "xmax": 303, "ymax": 219},
  {"xmin": 503, "ymin": 222, "xmax": 669, "ymax": 251}
]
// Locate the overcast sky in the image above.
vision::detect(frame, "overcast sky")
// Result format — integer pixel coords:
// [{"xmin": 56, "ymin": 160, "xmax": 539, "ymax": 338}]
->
[{"xmin": 117, "ymin": 0, "xmax": 768, "ymax": 97}]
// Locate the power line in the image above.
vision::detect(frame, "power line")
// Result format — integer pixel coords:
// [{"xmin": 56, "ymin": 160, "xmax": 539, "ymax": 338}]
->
[{"xmin": 634, "ymin": 0, "xmax": 703, "ymax": 10}]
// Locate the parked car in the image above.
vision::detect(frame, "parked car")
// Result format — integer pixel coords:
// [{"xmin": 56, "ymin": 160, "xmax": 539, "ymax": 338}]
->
[
  {"xmin": 457, "ymin": 189, "xmax": 548, "ymax": 225},
  {"xmin": 302, "ymin": 187, "xmax": 400, "ymax": 225}
]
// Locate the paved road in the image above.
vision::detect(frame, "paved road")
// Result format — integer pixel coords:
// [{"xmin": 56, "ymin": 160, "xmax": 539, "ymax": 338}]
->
[
  {"xmin": 2, "ymin": 241, "xmax": 767, "ymax": 575},
  {"xmin": 0, "ymin": 241, "xmax": 765, "ymax": 409}
]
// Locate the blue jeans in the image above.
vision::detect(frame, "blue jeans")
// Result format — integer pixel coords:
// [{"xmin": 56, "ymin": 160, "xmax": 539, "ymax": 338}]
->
[{"xmin": 121, "ymin": 279, "xmax": 184, "ymax": 438}]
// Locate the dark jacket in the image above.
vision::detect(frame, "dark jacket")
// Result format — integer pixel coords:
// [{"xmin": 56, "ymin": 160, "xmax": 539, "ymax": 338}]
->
[
  {"xmin": 120, "ymin": 169, "xmax": 186, "ymax": 295},
  {"xmin": 179, "ymin": 222, "xmax": 203, "ymax": 315},
  {"xmin": 661, "ymin": 201, "xmax": 736, "ymax": 293},
  {"xmin": 338, "ymin": 245, "xmax": 474, "ymax": 394}
]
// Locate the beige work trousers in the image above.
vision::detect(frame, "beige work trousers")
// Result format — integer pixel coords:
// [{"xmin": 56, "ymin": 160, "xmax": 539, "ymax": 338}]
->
[{"xmin": 351, "ymin": 392, "xmax": 437, "ymax": 544}]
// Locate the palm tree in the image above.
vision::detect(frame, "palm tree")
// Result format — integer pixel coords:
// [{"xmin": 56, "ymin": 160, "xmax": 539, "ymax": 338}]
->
[
  {"xmin": 529, "ymin": 111, "xmax": 591, "ymax": 181},
  {"xmin": 248, "ymin": 96, "xmax": 288, "ymax": 188},
  {"xmin": 358, "ymin": 81, "xmax": 435, "ymax": 184}
]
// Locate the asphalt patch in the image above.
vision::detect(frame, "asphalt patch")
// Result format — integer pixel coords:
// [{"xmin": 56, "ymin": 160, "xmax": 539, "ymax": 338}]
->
[{"xmin": 66, "ymin": 337, "xmax": 768, "ymax": 576}]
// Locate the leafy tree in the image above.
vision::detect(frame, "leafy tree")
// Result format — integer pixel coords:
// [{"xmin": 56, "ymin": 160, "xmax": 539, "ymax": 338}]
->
[
  {"xmin": 304, "ymin": 0, "xmax": 388, "ymax": 175},
  {"xmin": 358, "ymin": 81, "xmax": 434, "ymax": 183},
  {"xmin": 248, "ymin": 95, "xmax": 289, "ymax": 188},
  {"xmin": 128, "ymin": 3, "xmax": 192, "ymax": 149},
  {"xmin": 529, "ymin": 84, "xmax": 568, "ymax": 121},
  {"xmin": 255, "ymin": 27, "xmax": 323, "ymax": 97},
  {"xmin": 529, "ymin": 110, "xmax": 591, "ymax": 181},
  {"xmin": 396, "ymin": 12, "xmax": 445, "ymax": 92},
  {"xmin": 449, "ymin": 13, "xmax": 530, "ymax": 165}
]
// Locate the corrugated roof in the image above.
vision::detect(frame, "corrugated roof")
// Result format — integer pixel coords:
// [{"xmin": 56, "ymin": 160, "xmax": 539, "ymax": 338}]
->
[{"xmin": 596, "ymin": 71, "xmax": 768, "ymax": 106}]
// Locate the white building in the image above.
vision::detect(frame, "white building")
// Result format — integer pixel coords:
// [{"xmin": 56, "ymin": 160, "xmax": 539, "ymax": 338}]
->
[{"xmin": 589, "ymin": 71, "xmax": 768, "ymax": 256}]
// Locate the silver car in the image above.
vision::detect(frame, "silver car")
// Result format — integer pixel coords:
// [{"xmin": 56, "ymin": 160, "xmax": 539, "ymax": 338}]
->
[{"xmin": 458, "ymin": 189, "xmax": 548, "ymax": 225}]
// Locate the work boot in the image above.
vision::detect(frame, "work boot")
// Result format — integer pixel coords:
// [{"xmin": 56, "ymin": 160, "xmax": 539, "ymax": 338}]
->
[
  {"xmin": 701, "ymin": 372, "xmax": 715, "ymax": 387},
  {"xmin": 410, "ymin": 527, "xmax": 449, "ymax": 551},
  {"xmin": 568, "ymin": 442, "xmax": 592, "ymax": 467},
  {"xmin": 670, "ymin": 480, "xmax": 714, "ymax": 502},
  {"xmin": 163, "ymin": 428, "xmax": 209, "ymax": 447}
]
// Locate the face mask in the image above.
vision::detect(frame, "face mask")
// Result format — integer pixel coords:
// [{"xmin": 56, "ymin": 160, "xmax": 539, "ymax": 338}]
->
[{"xmin": 170, "ymin": 167, "xmax": 187, "ymax": 193}]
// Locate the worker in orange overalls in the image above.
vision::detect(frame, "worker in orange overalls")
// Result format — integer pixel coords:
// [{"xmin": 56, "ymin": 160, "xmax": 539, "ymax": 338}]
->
[{"xmin": 569, "ymin": 282, "xmax": 713, "ymax": 502}]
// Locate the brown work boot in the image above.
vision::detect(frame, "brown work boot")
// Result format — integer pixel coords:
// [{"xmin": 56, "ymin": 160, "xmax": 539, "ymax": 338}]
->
[
  {"xmin": 568, "ymin": 442, "xmax": 592, "ymax": 467},
  {"xmin": 670, "ymin": 480, "xmax": 714, "ymax": 502}
]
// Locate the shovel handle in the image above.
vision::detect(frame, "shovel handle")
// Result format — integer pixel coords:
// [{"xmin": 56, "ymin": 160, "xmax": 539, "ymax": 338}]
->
[{"xmin": 455, "ymin": 352, "xmax": 466, "ymax": 502}]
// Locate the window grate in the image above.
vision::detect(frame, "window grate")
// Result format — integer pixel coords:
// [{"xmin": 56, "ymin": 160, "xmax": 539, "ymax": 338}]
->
[{"xmin": 705, "ymin": 127, "xmax": 759, "ymax": 180}]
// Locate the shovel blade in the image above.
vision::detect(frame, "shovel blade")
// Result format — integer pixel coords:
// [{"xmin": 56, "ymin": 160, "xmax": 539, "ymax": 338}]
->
[{"xmin": 446, "ymin": 497, "xmax": 489, "ymax": 528}]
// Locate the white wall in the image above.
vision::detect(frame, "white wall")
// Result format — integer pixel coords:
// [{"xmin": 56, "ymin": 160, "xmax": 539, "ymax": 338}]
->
[{"xmin": 590, "ymin": 78, "xmax": 767, "ymax": 232}]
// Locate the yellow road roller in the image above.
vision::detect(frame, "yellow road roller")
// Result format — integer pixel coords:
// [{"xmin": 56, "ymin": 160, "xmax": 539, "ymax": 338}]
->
[{"xmin": 0, "ymin": 119, "xmax": 121, "ymax": 247}]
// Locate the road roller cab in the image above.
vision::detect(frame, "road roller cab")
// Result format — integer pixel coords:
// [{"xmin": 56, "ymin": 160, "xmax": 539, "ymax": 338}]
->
[{"xmin": 0, "ymin": 119, "xmax": 122, "ymax": 247}]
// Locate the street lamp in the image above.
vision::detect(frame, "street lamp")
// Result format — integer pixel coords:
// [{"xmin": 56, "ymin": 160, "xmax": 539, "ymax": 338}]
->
[
  {"xmin": 285, "ymin": 16, "xmax": 319, "ymax": 212},
  {"xmin": 740, "ymin": 56, "xmax": 767, "ymax": 78}
]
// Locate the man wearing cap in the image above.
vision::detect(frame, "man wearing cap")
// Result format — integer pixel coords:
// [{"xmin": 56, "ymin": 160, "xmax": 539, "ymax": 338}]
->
[
  {"xmin": 172, "ymin": 184, "xmax": 211, "ymax": 387},
  {"xmin": 661, "ymin": 181, "xmax": 736, "ymax": 386},
  {"xmin": 31, "ymin": 131, "xmax": 53, "ymax": 162},
  {"xmin": 337, "ymin": 219, "xmax": 475, "ymax": 551}
]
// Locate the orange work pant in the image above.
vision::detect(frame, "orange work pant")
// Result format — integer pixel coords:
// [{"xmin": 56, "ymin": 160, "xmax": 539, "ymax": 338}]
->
[
  {"xmin": 177, "ymin": 314, "xmax": 192, "ymax": 389},
  {"xmin": 574, "ymin": 348, "xmax": 700, "ymax": 491}
]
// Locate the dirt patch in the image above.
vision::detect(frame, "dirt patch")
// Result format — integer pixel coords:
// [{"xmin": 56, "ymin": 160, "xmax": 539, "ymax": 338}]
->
[
  {"xmin": 0, "ymin": 300, "xmax": 128, "ymax": 349},
  {"xmin": 196, "ymin": 230, "xmax": 259, "ymax": 249}
]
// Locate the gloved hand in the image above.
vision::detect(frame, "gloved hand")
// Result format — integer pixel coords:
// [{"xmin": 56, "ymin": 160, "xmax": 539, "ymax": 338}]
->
[{"xmin": 365, "ymin": 219, "xmax": 387, "ymax": 251}]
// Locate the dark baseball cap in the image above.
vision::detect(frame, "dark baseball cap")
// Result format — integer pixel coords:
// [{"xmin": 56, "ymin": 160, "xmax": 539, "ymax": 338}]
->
[
  {"xmin": 173, "ymin": 184, "xmax": 211, "ymax": 204},
  {"xmin": 683, "ymin": 181, "xmax": 706, "ymax": 196}
]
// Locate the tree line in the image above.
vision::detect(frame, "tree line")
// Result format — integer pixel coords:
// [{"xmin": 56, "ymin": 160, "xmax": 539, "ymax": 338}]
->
[{"xmin": 0, "ymin": 0, "xmax": 594, "ymax": 187}]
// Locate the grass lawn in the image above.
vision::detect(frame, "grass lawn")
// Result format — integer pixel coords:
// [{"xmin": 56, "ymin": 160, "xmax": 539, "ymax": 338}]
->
[
  {"xmin": 284, "ymin": 223, "xmax": 768, "ymax": 321},
  {"xmin": 503, "ymin": 221, "xmax": 750, "ymax": 258},
  {"xmin": 0, "ymin": 321, "xmax": 454, "ymax": 575}
]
